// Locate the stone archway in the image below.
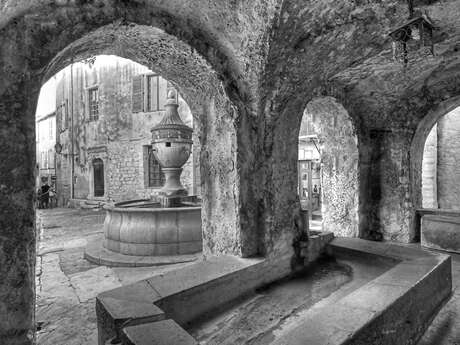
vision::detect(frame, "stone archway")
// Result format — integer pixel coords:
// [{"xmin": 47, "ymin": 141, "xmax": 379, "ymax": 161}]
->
[
  {"xmin": 0, "ymin": 6, "xmax": 262, "ymax": 343},
  {"xmin": 300, "ymin": 97, "xmax": 359, "ymax": 238},
  {"xmin": 410, "ymin": 95, "xmax": 460, "ymax": 213}
]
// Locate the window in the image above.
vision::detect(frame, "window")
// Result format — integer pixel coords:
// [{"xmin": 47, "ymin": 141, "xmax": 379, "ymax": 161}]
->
[
  {"xmin": 132, "ymin": 75, "xmax": 171, "ymax": 113},
  {"xmin": 146, "ymin": 75, "xmax": 169, "ymax": 112},
  {"xmin": 88, "ymin": 87, "xmax": 99, "ymax": 121},
  {"xmin": 147, "ymin": 146, "xmax": 165, "ymax": 187}
]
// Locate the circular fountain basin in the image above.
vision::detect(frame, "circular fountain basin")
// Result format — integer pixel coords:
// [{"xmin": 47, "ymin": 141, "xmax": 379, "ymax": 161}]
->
[{"xmin": 103, "ymin": 199, "xmax": 202, "ymax": 256}]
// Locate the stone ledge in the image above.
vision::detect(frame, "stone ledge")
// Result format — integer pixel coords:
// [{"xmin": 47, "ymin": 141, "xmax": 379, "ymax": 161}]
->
[
  {"xmin": 299, "ymin": 231, "xmax": 334, "ymax": 264},
  {"xmin": 96, "ymin": 254, "xmax": 292, "ymax": 344},
  {"xmin": 84, "ymin": 239, "xmax": 201, "ymax": 267},
  {"xmin": 421, "ymin": 213, "xmax": 460, "ymax": 253},
  {"xmin": 272, "ymin": 238, "xmax": 452, "ymax": 345},
  {"xmin": 96, "ymin": 238, "xmax": 451, "ymax": 345},
  {"xmin": 121, "ymin": 320, "xmax": 198, "ymax": 345}
]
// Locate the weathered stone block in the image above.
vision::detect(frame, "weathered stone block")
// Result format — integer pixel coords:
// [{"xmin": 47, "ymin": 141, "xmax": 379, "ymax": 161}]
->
[
  {"xmin": 121, "ymin": 320, "xmax": 198, "ymax": 345},
  {"xmin": 421, "ymin": 214, "xmax": 460, "ymax": 253}
]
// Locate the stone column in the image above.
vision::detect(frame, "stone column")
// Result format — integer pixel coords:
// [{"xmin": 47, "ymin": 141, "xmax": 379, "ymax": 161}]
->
[
  {"xmin": 0, "ymin": 77, "xmax": 38, "ymax": 344},
  {"xmin": 360, "ymin": 128, "xmax": 414, "ymax": 242}
]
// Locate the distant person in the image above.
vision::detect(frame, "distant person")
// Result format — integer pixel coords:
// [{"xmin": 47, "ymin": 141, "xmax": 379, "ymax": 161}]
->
[
  {"xmin": 41, "ymin": 182, "xmax": 50, "ymax": 209},
  {"xmin": 37, "ymin": 188, "xmax": 43, "ymax": 209},
  {"xmin": 49, "ymin": 187, "xmax": 56, "ymax": 208},
  {"xmin": 313, "ymin": 185, "xmax": 318, "ymax": 194}
]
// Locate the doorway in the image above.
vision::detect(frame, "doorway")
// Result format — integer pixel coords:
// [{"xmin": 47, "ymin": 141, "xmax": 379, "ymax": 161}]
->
[{"xmin": 93, "ymin": 158, "xmax": 104, "ymax": 197}]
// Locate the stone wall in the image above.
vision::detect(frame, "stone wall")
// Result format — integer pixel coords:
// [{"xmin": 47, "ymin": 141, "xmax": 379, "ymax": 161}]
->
[
  {"xmin": 422, "ymin": 124, "xmax": 438, "ymax": 208},
  {"xmin": 437, "ymin": 108, "xmax": 460, "ymax": 209},
  {"xmin": 303, "ymin": 97, "xmax": 359, "ymax": 237},
  {"xmin": 54, "ymin": 56, "xmax": 198, "ymax": 205}
]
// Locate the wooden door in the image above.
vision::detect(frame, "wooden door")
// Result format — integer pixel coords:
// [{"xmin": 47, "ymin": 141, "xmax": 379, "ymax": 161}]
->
[{"xmin": 93, "ymin": 158, "xmax": 105, "ymax": 197}]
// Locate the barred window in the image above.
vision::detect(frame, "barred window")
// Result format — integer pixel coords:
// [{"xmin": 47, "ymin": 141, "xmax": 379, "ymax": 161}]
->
[
  {"xmin": 88, "ymin": 87, "xmax": 99, "ymax": 121},
  {"xmin": 148, "ymin": 146, "xmax": 165, "ymax": 187}
]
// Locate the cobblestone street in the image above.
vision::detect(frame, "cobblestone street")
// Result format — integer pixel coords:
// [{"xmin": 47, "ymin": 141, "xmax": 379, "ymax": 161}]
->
[{"xmin": 35, "ymin": 208, "xmax": 193, "ymax": 345}]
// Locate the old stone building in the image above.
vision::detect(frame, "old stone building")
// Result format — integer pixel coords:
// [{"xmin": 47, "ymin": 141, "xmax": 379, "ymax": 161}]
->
[
  {"xmin": 51, "ymin": 56, "xmax": 199, "ymax": 206},
  {"xmin": 1, "ymin": 0, "xmax": 460, "ymax": 344},
  {"xmin": 422, "ymin": 106, "xmax": 460, "ymax": 209},
  {"xmin": 35, "ymin": 112, "xmax": 56, "ymax": 188}
]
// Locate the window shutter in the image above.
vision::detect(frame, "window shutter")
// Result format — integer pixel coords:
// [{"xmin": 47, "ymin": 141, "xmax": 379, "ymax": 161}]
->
[
  {"xmin": 159, "ymin": 77, "xmax": 168, "ymax": 109},
  {"xmin": 132, "ymin": 75, "xmax": 144, "ymax": 113}
]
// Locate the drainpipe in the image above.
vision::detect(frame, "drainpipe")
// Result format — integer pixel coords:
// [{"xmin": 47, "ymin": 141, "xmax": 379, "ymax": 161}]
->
[{"xmin": 70, "ymin": 57, "xmax": 75, "ymax": 199}]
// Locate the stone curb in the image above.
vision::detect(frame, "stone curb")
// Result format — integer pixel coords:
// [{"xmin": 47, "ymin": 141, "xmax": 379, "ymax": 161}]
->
[
  {"xmin": 96, "ymin": 238, "xmax": 452, "ymax": 345},
  {"xmin": 84, "ymin": 239, "xmax": 201, "ymax": 267}
]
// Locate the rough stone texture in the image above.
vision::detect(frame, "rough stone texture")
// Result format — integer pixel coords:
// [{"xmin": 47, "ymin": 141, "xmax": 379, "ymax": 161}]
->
[
  {"xmin": 421, "ymin": 213, "xmax": 460, "ymax": 253},
  {"xmin": 2, "ymin": 0, "xmax": 460, "ymax": 343},
  {"xmin": 437, "ymin": 107, "xmax": 460, "ymax": 209},
  {"xmin": 303, "ymin": 97, "xmax": 359, "ymax": 237}
]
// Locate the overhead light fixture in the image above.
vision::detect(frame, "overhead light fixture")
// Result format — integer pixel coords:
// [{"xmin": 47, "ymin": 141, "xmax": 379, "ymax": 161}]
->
[{"xmin": 389, "ymin": 0, "xmax": 435, "ymax": 66}]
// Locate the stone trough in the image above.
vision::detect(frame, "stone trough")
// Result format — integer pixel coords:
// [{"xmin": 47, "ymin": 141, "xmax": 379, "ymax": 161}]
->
[
  {"xmin": 84, "ymin": 199, "xmax": 202, "ymax": 267},
  {"xmin": 419, "ymin": 208, "xmax": 460, "ymax": 254},
  {"xmin": 103, "ymin": 200, "xmax": 202, "ymax": 256},
  {"xmin": 95, "ymin": 236, "xmax": 451, "ymax": 345}
]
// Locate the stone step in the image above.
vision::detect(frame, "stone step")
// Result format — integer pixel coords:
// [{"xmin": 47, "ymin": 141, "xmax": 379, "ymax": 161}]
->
[{"xmin": 121, "ymin": 320, "xmax": 198, "ymax": 345}]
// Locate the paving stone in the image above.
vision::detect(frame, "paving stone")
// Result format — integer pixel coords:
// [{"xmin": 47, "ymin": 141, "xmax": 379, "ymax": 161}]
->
[{"xmin": 69, "ymin": 266, "xmax": 122, "ymax": 302}]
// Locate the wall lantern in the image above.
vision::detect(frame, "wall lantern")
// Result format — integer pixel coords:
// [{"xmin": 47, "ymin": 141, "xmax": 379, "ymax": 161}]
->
[{"xmin": 389, "ymin": 0, "xmax": 435, "ymax": 66}]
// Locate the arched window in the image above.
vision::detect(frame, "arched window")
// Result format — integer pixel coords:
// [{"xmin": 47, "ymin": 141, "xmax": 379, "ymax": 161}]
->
[{"xmin": 93, "ymin": 158, "xmax": 105, "ymax": 197}]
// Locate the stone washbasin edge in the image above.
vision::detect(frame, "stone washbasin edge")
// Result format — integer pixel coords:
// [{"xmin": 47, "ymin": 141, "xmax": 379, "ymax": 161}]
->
[{"xmin": 95, "ymin": 237, "xmax": 452, "ymax": 345}]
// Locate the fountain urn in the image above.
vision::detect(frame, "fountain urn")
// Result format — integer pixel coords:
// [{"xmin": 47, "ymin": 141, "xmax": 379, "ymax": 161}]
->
[{"xmin": 151, "ymin": 90, "xmax": 193, "ymax": 197}]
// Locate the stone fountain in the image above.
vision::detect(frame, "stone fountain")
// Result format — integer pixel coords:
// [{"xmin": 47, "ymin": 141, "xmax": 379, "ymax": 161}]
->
[{"xmin": 85, "ymin": 90, "xmax": 202, "ymax": 265}]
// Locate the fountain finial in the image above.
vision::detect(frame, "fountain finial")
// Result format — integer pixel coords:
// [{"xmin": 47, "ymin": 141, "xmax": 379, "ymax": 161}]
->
[
  {"xmin": 165, "ymin": 89, "xmax": 178, "ymax": 107},
  {"xmin": 168, "ymin": 89, "xmax": 176, "ymax": 99},
  {"xmin": 150, "ymin": 87, "xmax": 193, "ymax": 198}
]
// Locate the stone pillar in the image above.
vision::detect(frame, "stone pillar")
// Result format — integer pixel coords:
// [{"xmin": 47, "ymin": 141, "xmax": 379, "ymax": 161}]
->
[
  {"xmin": 360, "ymin": 129, "xmax": 414, "ymax": 242},
  {"xmin": 0, "ymin": 77, "xmax": 38, "ymax": 344},
  {"xmin": 199, "ymin": 96, "xmax": 247, "ymax": 256}
]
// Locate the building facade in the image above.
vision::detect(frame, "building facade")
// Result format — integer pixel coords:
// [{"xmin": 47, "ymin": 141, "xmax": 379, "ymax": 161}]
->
[
  {"xmin": 422, "ymin": 107, "xmax": 460, "ymax": 210},
  {"xmin": 53, "ymin": 56, "xmax": 200, "ymax": 206},
  {"xmin": 36, "ymin": 112, "xmax": 56, "ymax": 188}
]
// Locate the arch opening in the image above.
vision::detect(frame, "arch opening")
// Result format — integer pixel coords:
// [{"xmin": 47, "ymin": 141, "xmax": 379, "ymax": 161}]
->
[
  {"xmin": 298, "ymin": 97, "xmax": 360, "ymax": 238},
  {"xmin": 0, "ymin": 7, "xmax": 254, "ymax": 343},
  {"xmin": 420, "ymin": 106, "xmax": 460, "ymax": 210},
  {"xmin": 410, "ymin": 96, "xmax": 460, "ymax": 253}
]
